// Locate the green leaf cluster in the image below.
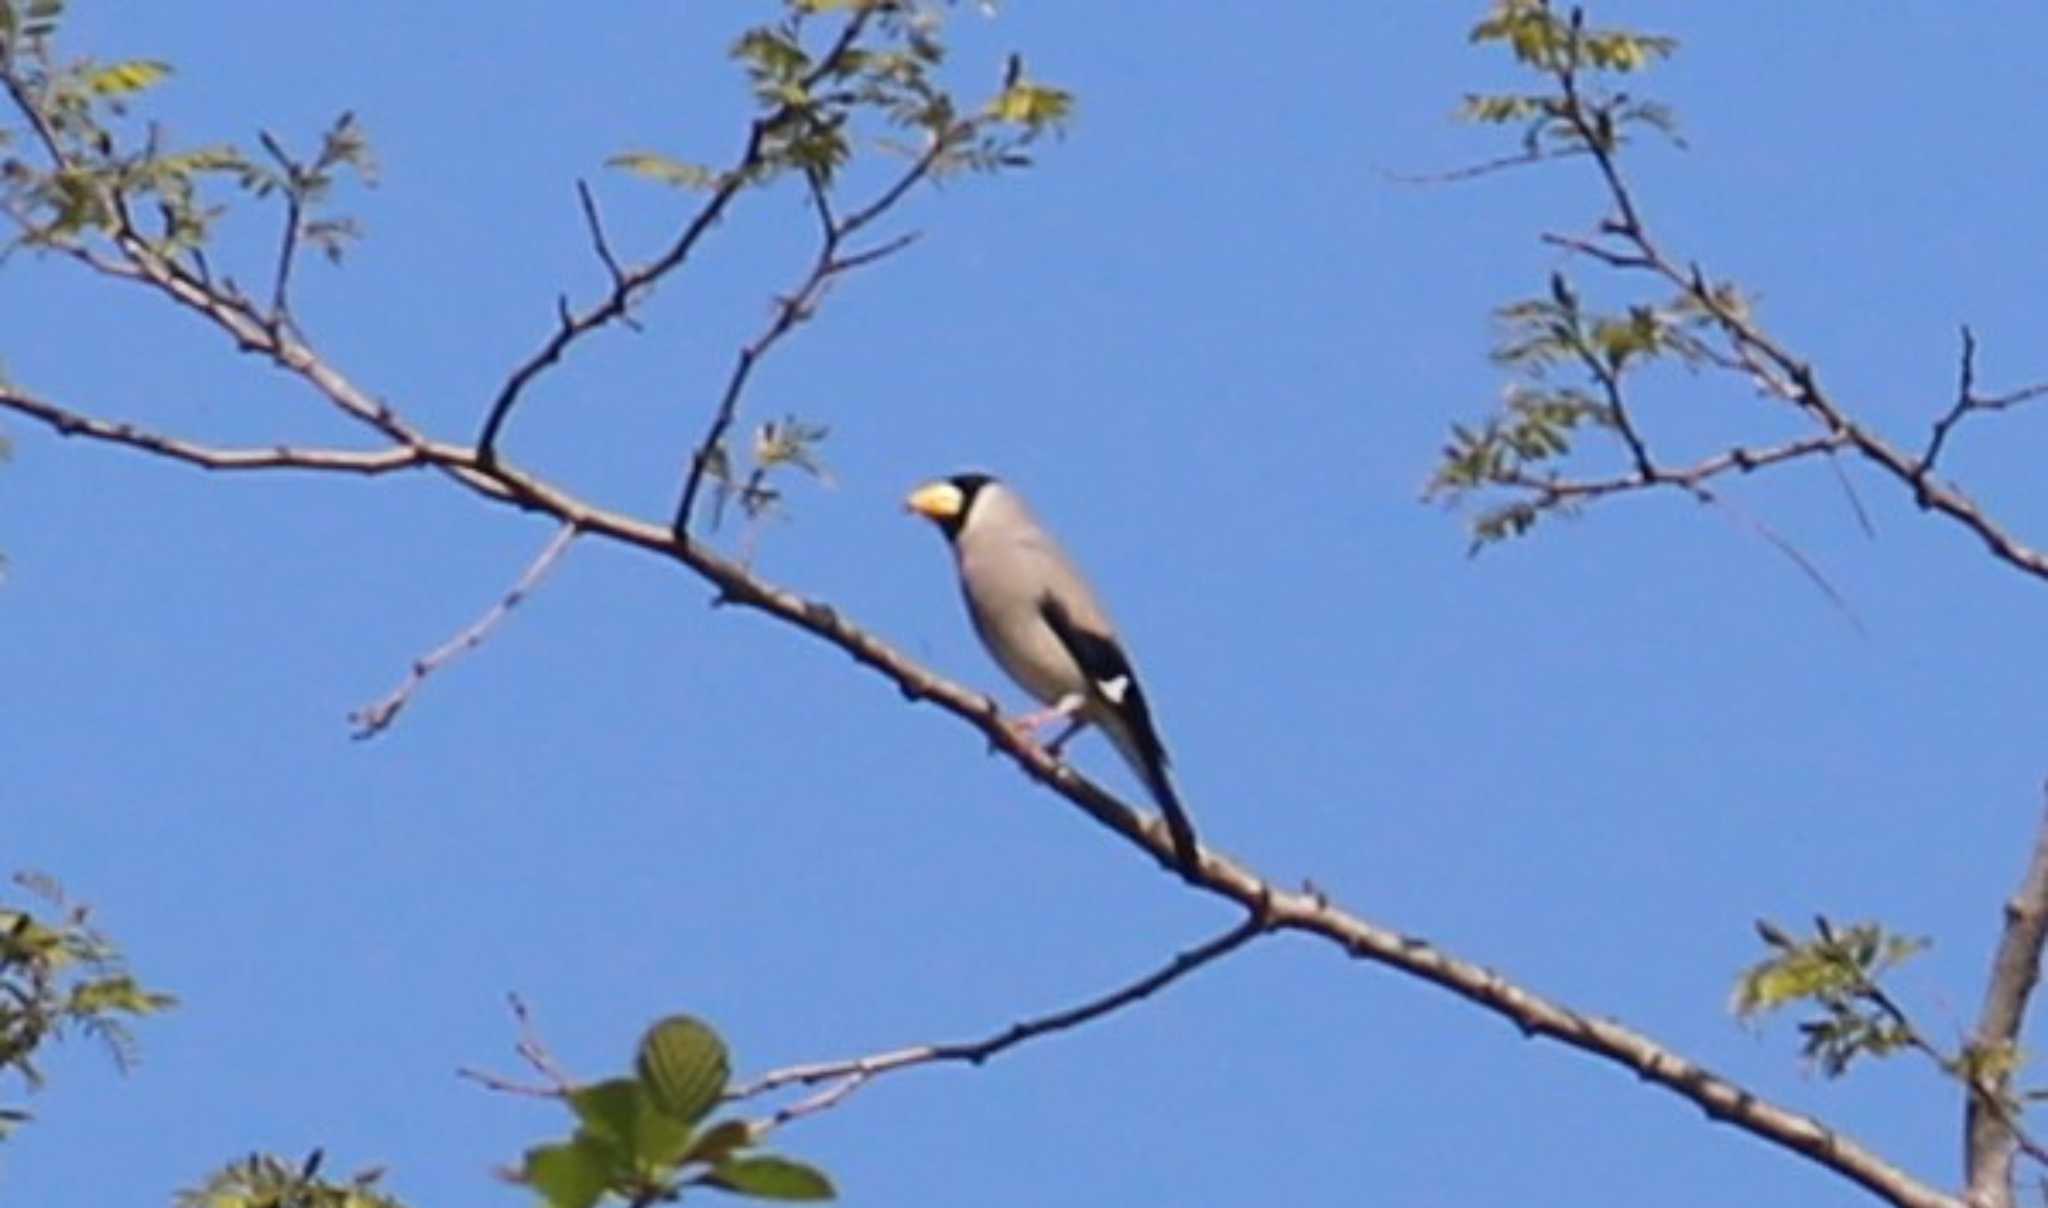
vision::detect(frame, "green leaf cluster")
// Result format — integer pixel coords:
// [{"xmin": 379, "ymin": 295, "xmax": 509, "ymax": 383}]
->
[
  {"xmin": 175, "ymin": 1148, "xmax": 405, "ymax": 1208},
  {"xmin": 611, "ymin": 1, "xmax": 1070, "ymax": 196},
  {"xmin": 1469, "ymin": 0, "xmax": 1675, "ymax": 75},
  {"xmin": 1731, "ymin": 917, "xmax": 1930, "ymax": 1077},
  {"xmin": 0, "ymin": 0, "xmax": 67, "ymax": 47},
  {"xmin": 0, "ymin": 5, "xmax": 374, "ymax": 273},
  {"xmin": 701, "ymin": 413, "xmax": 835, "ymax": 533},
  {"xmin": 1462, "ymin": 1, "xmax": 1679, "ymax": 157},
  {"xmin": 0, "ymin": 870, "xmax": 176, "ymax": 1138},
  {"xmin": 1428, "ymin": 271, "xmax": 1738, "ymax": 550},
  {"xmin": 515, "ymin": 1015, "xmax": 835, "ymax": 1207}
]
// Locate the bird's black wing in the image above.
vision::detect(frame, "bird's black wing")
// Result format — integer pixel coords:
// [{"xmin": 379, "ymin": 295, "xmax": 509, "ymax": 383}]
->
[
  {"xmin": 1038, "ymin": 593, "xmax": 1201, "ymax": 874},
  {"xmin": 1036, "ymin": 592, "xmax": 1163, "ymax": 761}
]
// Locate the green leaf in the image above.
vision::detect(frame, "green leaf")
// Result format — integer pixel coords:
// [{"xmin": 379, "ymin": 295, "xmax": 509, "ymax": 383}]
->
[
  {"xmin": 697, "ymin": 1155, "xmax": 836, "ymax": 1201},
  {"xmin": 681, "ymin": 1119, "xmax": 756, "ymax": 1167},
  {"xmin": 1458, "ymin": 93, "xmax": 1551, "ymax": 124},
  {"xmin": 569, "ymin": 1078, "xmax": 642, "ymax": 1142},
  {"xmin": 987, "ymin": 82, "xmax": 1071, "ymax": 129},
  {"xmin": 569, "ymin": 1077, "xmax": 692, "ymax": 1171},
  {"xmin": 733, "ymin": 28, "xmax": 810, "ymax": 85},
  {"xmin": 636, "ymin": 1015, "xmax": 730, "ymax": 1125},
  {"xmin": 85, "ymin": 59, "xmax": 172, "ymax": 96},
  {"xmin": 607, "ymin": 152, "xmax": 721, "ymax": 191},
  {"xmin": 523, "ymin": 1139, "xmax": 613, "ymax": 1208}
]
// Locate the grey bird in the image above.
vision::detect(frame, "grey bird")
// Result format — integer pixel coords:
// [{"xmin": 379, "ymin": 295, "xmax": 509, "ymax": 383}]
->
[{"xmin": 906, "ymin": 472, "xmax": 1201, "ymax": 875}]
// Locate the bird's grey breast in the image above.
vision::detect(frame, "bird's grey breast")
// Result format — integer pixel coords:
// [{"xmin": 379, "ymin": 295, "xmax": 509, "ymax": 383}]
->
[{"xmin": 956, "ymin": 529, "xmax": 1094, "ymax": 705}]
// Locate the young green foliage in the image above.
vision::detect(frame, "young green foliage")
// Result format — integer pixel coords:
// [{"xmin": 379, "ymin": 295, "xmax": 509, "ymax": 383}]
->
[
  {"xmin": 254, "ymin": 110, "xmax": 377, "ymax": 266},
  {"xmin": 594, "ymin": 1, "xmax": 1068, "ymax": 544},
  {"xmin": 0, "ymin": 871, "xmax": 176, "ymax": 1138},
  {"xmin": 1732, "ymin": 917, "xmax": 1931, "ymax": 1078},
  {"xmin": 1428, "ymin": 4, "xmax": 1705, "ymax": 551},
  {"xmin": 0, "ymin": 1, "xmax": 373, "ymax": 283},
  {"xmin": 175, "ymin": 1148, "xmax": 406, "ymax": 1208},
  {"xmin": 1426, "ymin": 267, "xmax": 1738, "ymax": 550},
  {"xmin": 513, "ymin": 1015, "xmax": 835, "ymax": 1207},
  {"xmin": 607, "ymin": 1, "xmax": 1070, "ymax": 198},
  {"xmin": 694, "ymin": 412, "xmax": 835, "ymax": 537}
]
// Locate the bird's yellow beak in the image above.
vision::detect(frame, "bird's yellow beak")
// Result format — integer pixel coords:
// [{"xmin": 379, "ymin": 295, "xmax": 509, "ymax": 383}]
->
[{"xmin": 905, "ymin": 480, "xmax": 964, "ymax": 521}]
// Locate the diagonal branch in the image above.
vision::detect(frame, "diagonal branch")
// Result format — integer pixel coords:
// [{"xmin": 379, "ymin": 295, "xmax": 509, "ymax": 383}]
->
[
  {"xmin": 9, "ymin": 378, "xmax": 1963, "ymax": 1208},
  {"xmin": 0, "ymin": 62, "xmax": 65, "ymax": 169},
  {"xmin": 1962, "ymin": 791, "xmax": 2048, "ymax": 1208}
]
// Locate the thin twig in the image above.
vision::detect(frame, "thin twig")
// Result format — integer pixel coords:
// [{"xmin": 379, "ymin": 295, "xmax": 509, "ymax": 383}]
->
[
  {"xmin": 1696, "ymin": 489, "xmax": 1866, "ymax": 637},
  {"xmin": 474, "ymin": 8, "xmax": 881, "ymax": 464},
  {"xmin": 0, "ymin": 387, "xmax": 426, "ymax": 475},
  {"xmin": 1555, "ymin": 16, "xmax": 1645, "ymax": 241},
  {"xmin": 1922, "ymin": 325, "xmax": 1984, "ymax": 479},
  {"xmin": 1921, "ymin": 328, "xmax": 2048, "ymax": 490},
  {"xmin": 1499, "ymin": 433, "xmax": 1849, "ymax": 508},
  {"xmin": 575, "ymin": 179, "xmax": 629, "ymax": 293},
  {"xmin": 670, "ymin": 128, "xmax": 957, "ymax": 538},
  {"xmin": 1386, "ymin": 145, "xmax": 1594, "ymax": 186},
  {"xmin": 257, "ymin": 129, "xmax": 303, "ymax": 321},
  {"xmin": 829, "ymin": 230, "xmax": 921, "ymax": 274},
  {"xmin": 1541, "ymin": 230, "xmax": 1653, "ymax": 270},
  {"xmin": 456, "ymin": 992, "xmax": 576, "ymax": 1100},
  {"xmin": 1552, "ymin": 292, "xmax": 1656, "ymax": 479},
  {"xmin": 0, "ymin": 61, "xmax": 65, "ymax": 167},
  {"xmin": 350, "ymin": 522, "xmax": 580, "ymax": 739},
  {"xmin": 1827, "ymin": 453, "xmax": 1877, "ymax": 540},
  {"xmin": 727, "ymin": 912, "xmax": 1268, "ymax": 1132}
]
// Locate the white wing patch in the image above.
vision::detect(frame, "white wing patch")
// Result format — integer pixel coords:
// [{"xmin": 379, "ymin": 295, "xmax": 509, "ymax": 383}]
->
[{"xmin": 1096, "ymin": 674, "xmax": 1131, "ymax": 705}]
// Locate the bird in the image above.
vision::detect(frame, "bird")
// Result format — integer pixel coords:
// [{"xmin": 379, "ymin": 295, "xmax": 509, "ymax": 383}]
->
[{"xmin": 905, "ymin": 472, "xmax": 1201, "ymax": 876}]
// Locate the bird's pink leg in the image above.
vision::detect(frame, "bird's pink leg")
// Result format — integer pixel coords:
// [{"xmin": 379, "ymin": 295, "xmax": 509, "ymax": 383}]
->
[{"xmin": 1005, "ymin": 693, "xmax": 1087, "ymax": 747}]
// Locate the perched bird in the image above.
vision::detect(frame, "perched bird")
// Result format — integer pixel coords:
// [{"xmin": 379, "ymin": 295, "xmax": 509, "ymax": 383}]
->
[{"xmin": 905, "ymin": 472, "xmax": 1201, "ymax": 875}]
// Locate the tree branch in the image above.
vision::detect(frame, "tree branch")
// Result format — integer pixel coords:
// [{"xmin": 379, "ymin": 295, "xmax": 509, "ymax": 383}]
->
[
  {"xmin": 1963, "ymin": 790, "xmax": 2048, "ymax": 1208},
  {"xmin": 255, "ymin": 129, "xmax": 304, "ymax": 322},
  {"xmin": 1496, "ymin": 432, "xmax": 1850, "ymax": 509},
  {"xmin": 473, "ymin": 8, "xmax": 881, "ymax": 465},
  {"xmin": 349, "ymin": 522, "xmax": 580, "ymax": 739},
  {"xmin": 3, "ymin": 374, "xmax": 1962, "ymax": 1208},
  {"xmin": 725, "ymin": 911, "xmax": 1269, "ymax": 1133},
  {"xmin": 670, "ymin": 125, "xmax": 958, "ymax": 538},
  {"xmin": 0, "ymin": 386, "xmax": 427, "ymax": 475},
  {"xmin": 1920, "ymin": 328, "xmax": 2048, "ymax": 485},
  {"xmin": 1530, "ymin": 62, "xmax": 2048, "ymax": 591}
]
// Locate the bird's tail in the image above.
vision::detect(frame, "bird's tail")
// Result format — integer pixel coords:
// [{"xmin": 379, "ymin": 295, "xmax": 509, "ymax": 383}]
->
[
  {"xmin": 1103, "ymin": 719, "xmax": 1202, "ymax": 877},
  {"xmin": 1148, "ymin": 772, "xmax": 1203, "ymax": 879}
]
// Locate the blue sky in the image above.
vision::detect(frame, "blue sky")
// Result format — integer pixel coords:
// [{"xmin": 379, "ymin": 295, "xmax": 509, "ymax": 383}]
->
[{"xmin": 8, "ymin": 3, "xmax": 2048, "ymax": 1205}]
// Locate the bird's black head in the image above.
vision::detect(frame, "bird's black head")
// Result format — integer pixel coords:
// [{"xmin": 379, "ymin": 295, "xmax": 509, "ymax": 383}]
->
[
  {"xmin": 947, "ymin": 472, "xmax": 994, "ymax": 507},
  {"xmin": 906, "ymin": 472, "xmax": 999, "ymax": 540}
]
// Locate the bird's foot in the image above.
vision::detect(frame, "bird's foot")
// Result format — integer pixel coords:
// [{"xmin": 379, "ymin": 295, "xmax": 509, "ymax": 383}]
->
[{"xmin": 1002, "ymin": 695, "xmax": 1087, "ymax": 753}]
